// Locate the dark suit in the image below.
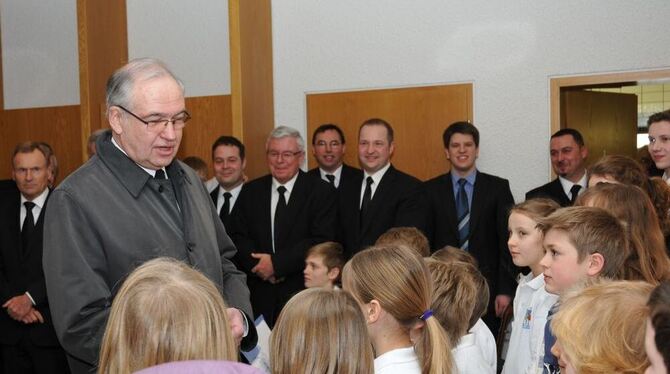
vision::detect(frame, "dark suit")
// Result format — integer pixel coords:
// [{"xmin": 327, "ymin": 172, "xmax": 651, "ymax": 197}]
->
[
  {"xmin": 525, "ymin": 178, "xmax": 571, "ymax": 206},
  {"xmin": 425, "ymin": 171, "xmax": 516, "ymax": 331},
  {"xmin": 229, "ymin": 171, "xmax": 336, "ymax": 327},
  {"xmin": 210, "ymin": 185, "xmax": 242, "ymax": 230},
  {"xmin": 307, "ymin": 163, "xmax": 360, "ymax": 191},
  {"xmin": 338, "ymin": 165, "xmax": 428, "ymax": 257},
  {"xmin": 0, "ymin": 189, "xmax": 68, "ymax": 374}
]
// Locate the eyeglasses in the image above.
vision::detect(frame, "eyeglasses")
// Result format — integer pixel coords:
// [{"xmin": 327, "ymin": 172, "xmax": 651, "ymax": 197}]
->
[
  {"xmin": 117, "ymin": 105, "xmax": 191, "ymax": 131},
  {"xmin": 267, "ymin": 151, "xmax": 303, "ymax": 160}
]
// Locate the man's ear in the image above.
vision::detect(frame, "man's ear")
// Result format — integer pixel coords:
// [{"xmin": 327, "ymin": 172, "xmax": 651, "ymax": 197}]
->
[
  {"xmin": 367, "ymin": 300, "xmax": 382, "ymax": 324},
  {"xmin": 108, "ymin": 106, "xmax": 124, "ymax": 135},
  {"xmin": 327, "ymin": 267, "xmax": 340, "ymax": 282},
  {"xmin": 586, "ymin": 253, "xmax": 605, "ymax": 276}
]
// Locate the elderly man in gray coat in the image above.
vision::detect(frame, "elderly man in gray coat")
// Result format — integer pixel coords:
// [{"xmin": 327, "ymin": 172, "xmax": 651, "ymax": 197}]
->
[{"xmin": 43, "ymin": 58, "xmax": 254, "ymax": 374}]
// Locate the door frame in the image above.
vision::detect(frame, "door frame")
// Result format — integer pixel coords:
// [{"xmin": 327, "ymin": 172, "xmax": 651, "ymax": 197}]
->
[{"xmin": 550, "ymin": 68, "xmax": 670, "ymax": 135}]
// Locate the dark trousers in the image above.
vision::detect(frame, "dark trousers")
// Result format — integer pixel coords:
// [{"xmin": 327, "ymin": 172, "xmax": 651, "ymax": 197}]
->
[{"xmin": 1, "ymin": 336, "xmax": 70, "ymax": 374}]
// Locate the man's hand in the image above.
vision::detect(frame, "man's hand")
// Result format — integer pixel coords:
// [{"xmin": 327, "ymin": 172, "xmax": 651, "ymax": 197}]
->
[
  {"xmin": 3, "ymin": 294, "xmax": 33, "ymax": 320},
  {"xmin": 495, "ymin": 294, "xmax": 512, "ymax": 317},
  {"xmin": 251, "ymin": 253, "xmax": 274, "ymax": 280},
  {"xmin": 226, "ymin": 308, "xmax": 245, "ymax": 346},
  {"xmin": 20, "ymin": 308, "xmax": 44, "ymax": 324}
]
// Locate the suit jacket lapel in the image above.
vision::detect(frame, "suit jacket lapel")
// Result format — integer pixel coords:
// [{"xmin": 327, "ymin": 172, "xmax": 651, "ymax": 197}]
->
[
  {"xmin": 442, "ymin": 173, "xmax": 460, "ymax": 239},
  {"xmin": 210, "ymin": 186, "xmax": 219, "ymax": 205},
  {"xmin": 550, "ymin": 178, "xmax": 570, "ymax": 205},
  {"xmin": 9, "ymin": 194, "xmax": 22, "ymax": 259},
  {"xmin": 470, "ymin": 173, "xmax": 485, "ymax": 235}
]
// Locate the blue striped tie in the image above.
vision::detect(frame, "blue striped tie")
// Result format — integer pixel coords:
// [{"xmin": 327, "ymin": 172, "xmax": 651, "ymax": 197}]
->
[{"xmin": 456, "ymin": 178, "xmax": 470, "ymax": 250}]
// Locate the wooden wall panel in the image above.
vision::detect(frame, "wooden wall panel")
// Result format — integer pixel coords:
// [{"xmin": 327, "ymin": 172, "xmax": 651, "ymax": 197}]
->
[
  {"xmin": 0, "ymin": 106, "xmax": 82, "ymax": 184},
  {"xmin": 177, "ymin": 95, "xmax": 233, "ymax": 179},
  {"xmin": 306, "ymin": 84, "xmax": 473, "ymax": 181},
  {"xmin": 229, "ymin": 0, "xmax": 274, "ymax": 180}
]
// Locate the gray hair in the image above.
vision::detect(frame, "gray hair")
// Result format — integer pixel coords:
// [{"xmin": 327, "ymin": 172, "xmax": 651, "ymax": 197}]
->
[
  {"xmin": 266, "ymin": 126, "xmax": 305, "ymax": 152},
  {"xmin": 105, "ymin": 58, "xmax": 185, "ymax": 112}
]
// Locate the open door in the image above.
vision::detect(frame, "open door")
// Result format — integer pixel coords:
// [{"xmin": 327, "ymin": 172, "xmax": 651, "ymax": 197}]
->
[{"xmin": 561, "ymin": 90, "xmax": 638, "ymax": 167}]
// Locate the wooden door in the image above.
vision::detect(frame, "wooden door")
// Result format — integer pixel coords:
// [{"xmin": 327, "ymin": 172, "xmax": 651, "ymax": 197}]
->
[{"xmin": 561, "ymin": 90, "xmax": 638, "ymax": 167}]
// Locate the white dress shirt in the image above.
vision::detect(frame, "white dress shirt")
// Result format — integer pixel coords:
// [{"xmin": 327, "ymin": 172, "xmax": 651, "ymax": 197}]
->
[
  {"xmin": 319, "ymin": 164, "xmax": 343, "ymax": 188},
  {"xmin": 20, "ymin": 188, "xmax": 49, "ymax": 230},
  {"xmin": 360, "ymin": 162, "xmax": 392, "ymax": 208},
  {"xmin": 216, "ymin": 183, "xmax": 243, "ymax": 216},
  {"xmin": 558, "ymin": 172, "xmax": 587, "ymax": 201}
]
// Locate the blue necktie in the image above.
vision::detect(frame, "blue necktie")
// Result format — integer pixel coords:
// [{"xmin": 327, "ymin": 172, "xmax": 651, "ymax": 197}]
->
[
  {"xmin": 542, "ymin": 303, "xmax": 560, "ymax": 373},
  {"xmin": 456, "ymin": 178, "xmax": 470, "ymax": 250}
]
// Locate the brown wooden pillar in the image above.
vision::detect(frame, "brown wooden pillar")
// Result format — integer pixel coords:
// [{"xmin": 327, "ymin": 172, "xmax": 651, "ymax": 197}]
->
[
  {"xmin": 77, "ymin": 0, "xmax": 128, "ymax": 161},
  {"xmin": 229, "ymin": 0, "xmax": 275, "ymax": 179}
]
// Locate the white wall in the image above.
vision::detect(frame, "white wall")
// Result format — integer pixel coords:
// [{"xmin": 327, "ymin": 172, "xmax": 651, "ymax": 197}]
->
[
  {"xmin": 271, "ymin": 0, "xmax": 670, "ymax": 200},
  {"xmin": 127, "ymin": 0, "xmax": 231, "ymax": 97},
  {"xmin": 1, "ymin": 0, "xmax": 79, "ymax": 109}
]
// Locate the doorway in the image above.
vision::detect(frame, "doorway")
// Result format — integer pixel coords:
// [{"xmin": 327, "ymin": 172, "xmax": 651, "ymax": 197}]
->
[{"xmin": 550, "ymin": 69, "xmax": 670, "ymax": 176}]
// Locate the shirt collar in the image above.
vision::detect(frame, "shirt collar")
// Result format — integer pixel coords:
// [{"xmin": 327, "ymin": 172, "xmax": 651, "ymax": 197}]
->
[
  {"xmin": 450, "ymin": 169, "xmax": 477, "ymax": 186},
  {"xmin": 320, "ymin": 164, "xmax": 343, "ymax": 180},
  {"xmin": 558, "ymin": 172, "xmax": 587, "ymax": 195},
  {"xmin": 272, "ymin": 171, "xmax": 299, "ymax": 193},
  {"xmin": 21, "ymin": 187, "xmax": 49, "ymax": 208},
  {"xmin": 111, "ymin": 137, "xmax": 167, "ymax": 178},
  {"xmin": 520, "ymin": 272, "xmax": 547, "ymax": 290},
  {"xmin": 220, "ymin": 182, "xmax": 243, "ymax": 197}
]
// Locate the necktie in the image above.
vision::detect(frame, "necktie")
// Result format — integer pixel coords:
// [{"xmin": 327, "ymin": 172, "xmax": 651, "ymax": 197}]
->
[
  {"xmin": 570, "ymin": 184, "xmax": 582, "ymax": 205},
  {"xmin": 220, "ymin": 192, "xmax": 232, "ymax": 221},
  {"xmin": 154, "ymin": 169, "xmax": 166, "ymax": 180},
  {"xmin": 325, "ymin": 174, "xmax": 335, "ymax": 187},
  {"xmin": 542, "ymin": 303, "xmax": 560, "ymax": 373},
  {"xmin": 22, "ymin": 201, "xmax": 36, "ymax": 254},
  {"xmin": 456, "ymin": 178, "xmax": 470, "ymax": 250},
  {"xmin": 274, "ymin": 186, "xmax": 287, "ymax": 250},
  {"xmin": 360, "ymin": 177, "xmax": 373, "ymax": 225}
]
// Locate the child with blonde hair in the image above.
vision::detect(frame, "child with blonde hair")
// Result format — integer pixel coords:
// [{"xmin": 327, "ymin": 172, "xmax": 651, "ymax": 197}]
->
[
  {"xmin": 343, "ymin": 245, "xmax": 453, "ymax": 374},
  {"xmin": 270, "ymin": 288, "xmax": 374, "ymax": 374},
  {"xmin": 426, "ymin": 259, "xmax": 493, "ymax": 373},
  {"xmin": 551, "ymin": 280, "xmax": 653, "ymax": 374},
  {"xmin": 98, "ymin": 258, "xmax": 242, "ymax": 374},
  {"xmin": 502, "ymin": 199, "xmax": 560, "ymax": 374}
]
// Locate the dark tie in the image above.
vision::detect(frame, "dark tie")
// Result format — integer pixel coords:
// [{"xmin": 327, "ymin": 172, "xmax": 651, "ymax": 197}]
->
[
  {"xmin": 456, "ymin": 178, "xmax": 470, "ymax": 250},
  {"xmin": 325, "ymin": 174, "xmax": 335, "ymax": 187},
  {"xmin": 542, "ymin": 303, "xmax": 560, "ymax": 373},
  {"xmin": 274, "ymin": 186, "xmax": 287, "ymax": 249},
  {"xmin": 154, "ymin": 169, "xmax": 166, "ymax": 180},
  {"xmin": 360, "ymin": 177, "xmax": 373, "ymax": 225},
  {"xmin": 220, "ymin": 192, "xmax": 232, "ymax": 221},
  {"xmin": 570, "ymin": 184, "xmax": 582, "ymax": 205},
  {"xmin": 22, "ymin": 201, "xmax": 36, "ymax": 254}
]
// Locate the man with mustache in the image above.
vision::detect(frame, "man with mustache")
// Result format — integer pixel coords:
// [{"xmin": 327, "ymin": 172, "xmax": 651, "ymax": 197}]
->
[{"xmin": 526, "ymin": 129, "xmax": 588, "ymax": 206}]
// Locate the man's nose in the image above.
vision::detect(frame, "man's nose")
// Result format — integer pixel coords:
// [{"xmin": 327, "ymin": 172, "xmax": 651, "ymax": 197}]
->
[{"xmin": 160, "ymin": 121, "xmax": 177, "ymax": 140}]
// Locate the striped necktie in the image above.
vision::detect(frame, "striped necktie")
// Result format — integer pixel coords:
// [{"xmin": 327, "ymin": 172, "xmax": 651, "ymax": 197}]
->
[{"xmin": 456, "ymin": 178, "xmax": 470, "ymax": 250}]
